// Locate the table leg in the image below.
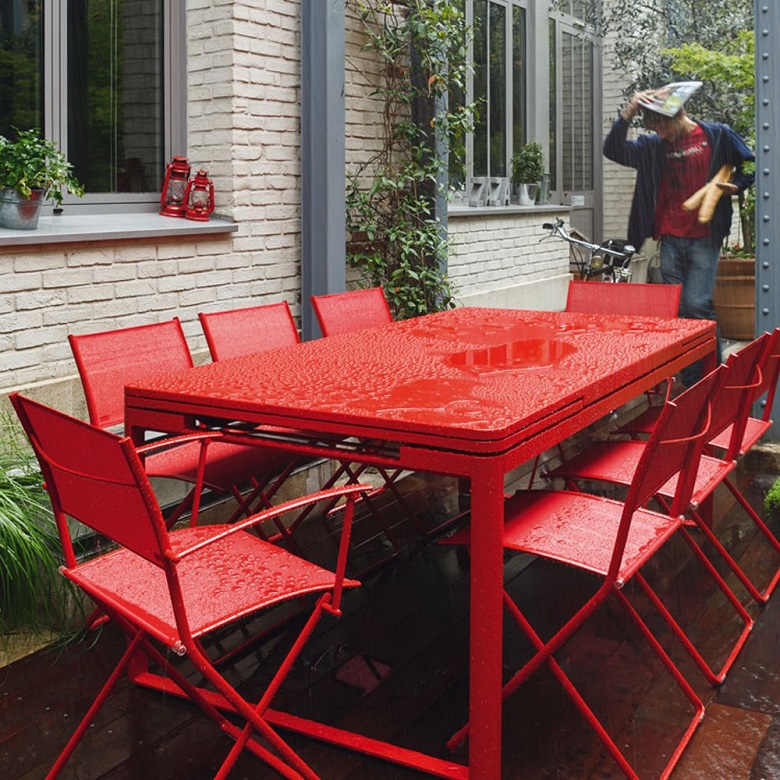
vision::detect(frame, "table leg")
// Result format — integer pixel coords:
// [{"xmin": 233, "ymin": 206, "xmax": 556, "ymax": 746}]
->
[{"xmin": 467, "ymin": 464, "xmax": 505, "ymax": 779}]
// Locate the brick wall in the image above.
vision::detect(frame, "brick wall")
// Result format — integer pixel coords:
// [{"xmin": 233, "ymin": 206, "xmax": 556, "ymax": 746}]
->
[
  {"xmin": 448, "ymin": 210, "xmax": 571, "ymax": 311},
  {"xmin": 0, "ymin": 234, "xmax": 247, "ymax": 410},
  {"xmin": 345, "ymin": 5, "xmax": 386, "ymax": 173},
  {"xmin": 601, "ymin": 30, "xmax": 638, "ymax": 245}
]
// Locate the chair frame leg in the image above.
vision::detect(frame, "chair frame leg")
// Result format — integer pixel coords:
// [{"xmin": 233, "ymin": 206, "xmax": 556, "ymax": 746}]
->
[
  {"xmin": 51, "ymin": 605, "xmax": 321, "ymax": 780},
  {"xmin": 633, "ymin": 528, "xmax": 753, "ymax": 685},
  {"xmin": 46, "ymin": 631, "xmax": 145, "ymax": 779},
  {"xmin": 447, "ymin": 584, "xmax": 704, "ymax": 780},
  {"xmin": 682, "ymin": 477, "xmax": 780, "ymax": 604},
  {"xmin": 213, "ymin": 594, "xmax": 331, "ymax": 778}
]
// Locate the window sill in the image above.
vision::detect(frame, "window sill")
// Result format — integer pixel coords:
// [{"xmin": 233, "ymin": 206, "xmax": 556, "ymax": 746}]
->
[
  {"xmin": 448, "ymin": 203, "xmax": 571, "ymax": 218},
  {"xmin": 0, "ymin": 212, "xmax": 238, "ymax": 247}
]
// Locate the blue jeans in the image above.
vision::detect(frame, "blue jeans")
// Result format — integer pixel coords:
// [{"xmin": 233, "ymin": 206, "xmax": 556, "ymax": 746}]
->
[{"xmin": 659, "ymin": 234, "xmax": 723, "ymax": 385}]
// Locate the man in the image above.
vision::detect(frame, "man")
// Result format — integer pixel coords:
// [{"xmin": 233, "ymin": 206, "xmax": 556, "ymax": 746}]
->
[{"xmin": 604, "ymin": 82, "xmax": 754, "ymax": 384}]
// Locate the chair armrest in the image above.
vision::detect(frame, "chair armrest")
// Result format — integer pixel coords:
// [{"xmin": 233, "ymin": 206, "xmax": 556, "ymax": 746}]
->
[
  {"xmin": 168, "ymin": 482, "xmax": 371, "ymax": 563},
  {"xmin": 133, "ymin": 429, "xmax": 223, "ymax": 457}
]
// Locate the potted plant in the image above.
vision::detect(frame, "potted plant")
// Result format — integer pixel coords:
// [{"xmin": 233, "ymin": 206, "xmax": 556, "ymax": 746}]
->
[
  {"xmin": 511, "ymin": 140, "xmax": 545, "ymax": 206},
  {"xmin": 0, "ymin": 128, "xmax": 84, "ymax": 230},
  {"xmin": 714, "ymin": 242, "xmax": 755, "ymax": 341}
]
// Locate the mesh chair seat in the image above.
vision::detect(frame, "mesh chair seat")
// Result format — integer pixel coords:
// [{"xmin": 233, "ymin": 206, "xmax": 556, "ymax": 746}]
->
[
  {"xmin": 143, "ymin": 436, "xmax": 291, "ymax": 493},
  {"xmin": 549, "ymin": 440, "xmax": 736, "ymax": 509},
  {"xmin": 450, "ymin": 489, "xmax": 680, "ymax": 584},
  {"xmin": 68, "ymin": 527, "xmax": 359, "ymax": 648}
]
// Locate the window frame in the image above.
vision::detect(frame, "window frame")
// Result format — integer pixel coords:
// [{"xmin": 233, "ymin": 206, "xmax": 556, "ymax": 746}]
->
[
  {"xmin": 467, "ymin": 0, "xmax": 528, "ymax": 183},
  {"xmin": 457, "ymin": 0, "xmax": 601, "ymax": 214},
  {"xmin": 40, "ymin": 0, "xmax": 187, "ymax": 215}
]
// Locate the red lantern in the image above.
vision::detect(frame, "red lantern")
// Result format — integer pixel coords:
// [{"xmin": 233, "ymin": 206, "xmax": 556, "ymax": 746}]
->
[
  {"xmin": 184, "ymin": 169, "xmax": 215, "ymax": 222},
  {"xmin": 159, "ymin": 156, "xmax": 190, "ymax": 217}
]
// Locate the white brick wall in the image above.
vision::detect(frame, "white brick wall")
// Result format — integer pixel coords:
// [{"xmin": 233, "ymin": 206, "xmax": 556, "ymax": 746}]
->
[
  {"xmin": 448, "ymin": 210, "xmax": 572, "ymax": 311},
  {"xmin": 345, "ymin": 5, "xmax": 392, "ymax": 172}
]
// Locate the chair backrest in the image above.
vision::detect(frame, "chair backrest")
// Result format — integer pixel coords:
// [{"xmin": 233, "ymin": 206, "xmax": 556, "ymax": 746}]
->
[
  {"xmin": 609, "ymin": 366, "xmax": 726, "ymax": 581},
  {"xmin": 199, "ymin": 301, "xmax": 300, "ymax": 361},
  {"xmin": 10, "ymin": 393, "xmax": 168, "ymax": 569},
  {"xmin": 69, "ymin": 319, "xmax": 193, "ymax": 430},
  {"xmin": 756, "ymin": 326, "xmax": 780, "ymax": 421},
  {"xmin": 311, "ymin": 287, "xmax": 393, "ymax": 337},
  {"xmin": 709, "ymin": 333, "xmax": 769, "ymax": 460},
  {"xmin": 565, "ymin": 280, "xmax": 681, "ymax": 318}
]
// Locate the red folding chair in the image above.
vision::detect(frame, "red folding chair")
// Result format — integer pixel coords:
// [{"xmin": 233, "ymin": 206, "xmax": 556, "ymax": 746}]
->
[
  {"xmin": 10, "ymin": 392, "xmax": 367, "ymax": 780},
  {"xmin": 525, "ymin": 281, "xmax": 683, "ymax": 488},
  {"xmin": 565, "ymin": 279, "xmax": 681, "ymax": 318},
  {"xmin": 198, "ymin": 301, "xmax": 407, "ymax": 569},
  {"xmin": 549, "ymin": 333, "xmax": 780, "ymax": 606},
  {"xmin": 311, "ymin": 287, "xmax": 455, "ymax": 540},
  {"xmin": 199, "ymin": 301, "xmax": 300, "ymax": 361},
  {"xmin": 708, "ymin": 326, "xmax": 780, "ymax": 459},
  {"xmin": 444, "ymin": 367, "xmax": 744, "ymax": 778},
  {"xmin": 311, "ymin": 286, "xmax": 392, "ymax": 337},
  {"xmin": 69, "ymin": 319, "xmax": 292, "ymax": 528}
]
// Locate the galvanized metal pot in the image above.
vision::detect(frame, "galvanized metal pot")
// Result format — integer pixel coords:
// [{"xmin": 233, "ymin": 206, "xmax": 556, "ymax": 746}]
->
[{"xmin": 0, "ymin": 187, "xmax": 45, "ymax": 229}]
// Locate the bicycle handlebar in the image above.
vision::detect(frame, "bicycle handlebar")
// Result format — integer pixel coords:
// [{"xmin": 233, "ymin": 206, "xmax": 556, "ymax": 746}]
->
[{"xmin": 541, "ymin": 218, "xmax": 635, "ymax": 261}]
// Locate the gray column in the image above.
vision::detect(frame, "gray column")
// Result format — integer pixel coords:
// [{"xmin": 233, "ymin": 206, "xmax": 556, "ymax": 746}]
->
[
  {"xmin": 755, "ymin": 2, "xmax": 780, "ymax": 435},
  {"xmin": 301, "ymin": 0, "xmax": 346, "ymax": 340}
]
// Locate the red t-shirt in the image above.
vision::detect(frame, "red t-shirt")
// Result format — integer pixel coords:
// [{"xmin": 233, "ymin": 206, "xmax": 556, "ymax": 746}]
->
[{"xmin": 654, "ymin": 124, "xmax": 712, "ymax": 239}]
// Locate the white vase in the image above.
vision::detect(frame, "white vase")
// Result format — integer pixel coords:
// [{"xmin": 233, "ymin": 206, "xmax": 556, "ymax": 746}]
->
[{"xmin": 517, "ymin": 182, "xmax": 538, "ymax": 206}]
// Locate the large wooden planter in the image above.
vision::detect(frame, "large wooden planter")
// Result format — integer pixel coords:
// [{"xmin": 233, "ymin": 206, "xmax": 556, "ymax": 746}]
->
[{"xmin": 714, "ymin": 256, "xmax": 755, "ymax": 341}]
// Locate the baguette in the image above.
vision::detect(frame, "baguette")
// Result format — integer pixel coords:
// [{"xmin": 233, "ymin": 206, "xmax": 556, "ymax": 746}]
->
[{"xmin": 681, "ymin": 164, "xmax": 734, "ymax": 223}]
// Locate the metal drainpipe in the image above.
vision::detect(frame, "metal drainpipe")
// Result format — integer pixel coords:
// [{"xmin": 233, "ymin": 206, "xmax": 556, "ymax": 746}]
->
[{"xmin": 756, "ymin": 2, "xmax": 780, "ymax": 436}]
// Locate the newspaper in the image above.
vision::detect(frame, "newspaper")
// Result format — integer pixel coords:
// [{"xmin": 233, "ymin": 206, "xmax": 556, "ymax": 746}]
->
[{"xmin": 638, "ymin": 81, "xmax": 702, "ymax": 118}]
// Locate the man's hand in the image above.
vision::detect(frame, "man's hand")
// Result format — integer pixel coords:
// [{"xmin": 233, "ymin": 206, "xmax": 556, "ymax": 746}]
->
[{"xmin": 622, "ymin": 89, "xmax": 661, "ymax": 122}]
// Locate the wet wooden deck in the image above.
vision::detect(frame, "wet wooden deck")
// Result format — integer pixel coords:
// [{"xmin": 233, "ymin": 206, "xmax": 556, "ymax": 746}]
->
[{"xmin": 2, "ymin": 437, "xmax": 780, "ymax": 779}]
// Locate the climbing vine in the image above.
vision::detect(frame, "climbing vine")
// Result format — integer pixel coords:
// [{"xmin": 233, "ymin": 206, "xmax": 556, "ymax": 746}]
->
[{"xmin": 346, "ymin": 0, "xmax": 475, "ymax": 319}]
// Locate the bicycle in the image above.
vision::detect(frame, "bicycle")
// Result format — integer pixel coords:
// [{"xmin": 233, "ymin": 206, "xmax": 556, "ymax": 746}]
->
[{"xmin": 540, "ymin": 218, "xmax": 636, "ymax": 282}]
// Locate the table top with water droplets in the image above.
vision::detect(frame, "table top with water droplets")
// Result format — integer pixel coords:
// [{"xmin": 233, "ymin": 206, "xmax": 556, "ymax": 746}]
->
[{"xmin": 125, "ymin": 308, "xmax": 714, "ymax": 454}]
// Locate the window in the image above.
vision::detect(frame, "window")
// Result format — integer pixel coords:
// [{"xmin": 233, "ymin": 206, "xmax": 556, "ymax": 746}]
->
[
  {"xmin": 452, "ymin": 0, "xmax": 601, "ymax": 210},
  {"xmin": 471, "ymin": 0, "xmax": 527, "ymax": 180},
  {"xmin": 0, "ymin": 1, "xmax": 186, "ymax": 213},
  {"xmin": 550, "ymin": 17, "xmax": 595, "ymax": 193}
]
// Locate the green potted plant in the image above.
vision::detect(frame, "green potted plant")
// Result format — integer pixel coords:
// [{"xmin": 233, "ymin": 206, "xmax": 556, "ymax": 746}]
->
[
  {"xmin": 511, "ymin": 140, "xmax": 545, "ymax": 206},
  {"xmin": 0, "ymin": 128, "xmax": 84, "ymax": 230}
]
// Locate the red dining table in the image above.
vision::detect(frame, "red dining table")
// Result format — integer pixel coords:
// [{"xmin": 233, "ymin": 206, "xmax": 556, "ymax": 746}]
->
[{"xmin": 125, "ymin": 306, "xmax": 716, "ymax": 779}]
